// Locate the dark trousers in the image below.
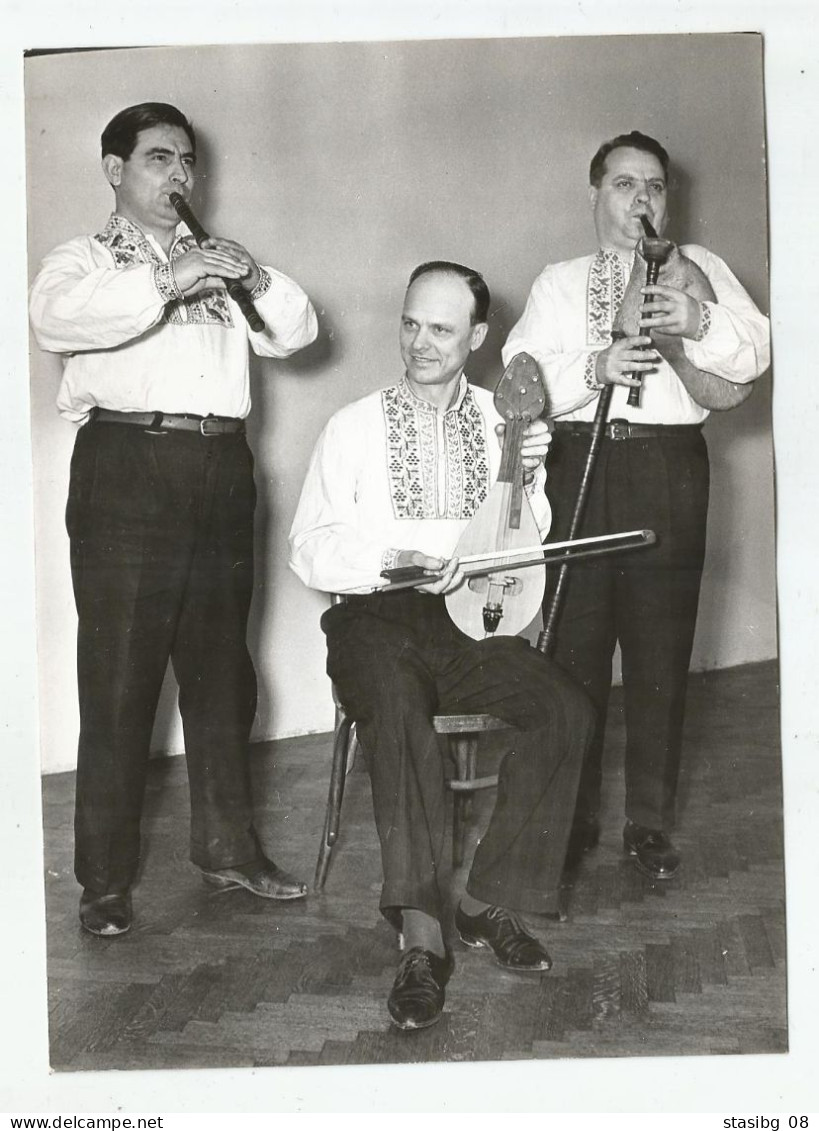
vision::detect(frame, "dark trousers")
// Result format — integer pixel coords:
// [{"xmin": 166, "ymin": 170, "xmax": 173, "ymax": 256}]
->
[
  {"xmin": 67, "ymin": 420, "xmax": 263, "ymax": 894},
  {"xmin": 543, "ymin": 427, "xmax": 710, "ymax": 831},
  {"xmin": 322, "ymin": 590, "xmax": 593, "ymax": 926}
]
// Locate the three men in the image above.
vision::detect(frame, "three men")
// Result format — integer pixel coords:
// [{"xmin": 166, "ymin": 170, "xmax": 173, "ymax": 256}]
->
[
  {"xmin": 29, "ymin": 103, "xmax": 318, "ymax": 936},
  {"xmin": 290, "ymin": 262, "xmax": 594, "ymax": 1030},
  {"xmin": 502, "ymin": 131, "xmax": 770, "ymax": 879}
]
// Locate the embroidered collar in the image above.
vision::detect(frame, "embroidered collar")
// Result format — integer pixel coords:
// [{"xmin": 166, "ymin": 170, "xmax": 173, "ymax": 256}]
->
[
  {"xmin": 397, "ymin": 372, "xmax": 469, "ymax": 415},
  {"xmin": 599, "ymin": 246, "xmax": 635, "ymax": 270},
  {"xmin": 94, "ymin": 213, "xmax": 191, "ymax": 267}
]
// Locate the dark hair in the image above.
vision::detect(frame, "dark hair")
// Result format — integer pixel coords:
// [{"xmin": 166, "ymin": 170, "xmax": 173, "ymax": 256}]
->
[
  {"xmin": 407, "ymin": 260, "xmax": 490, "ymax": 325},
  {"xmin": 589, "ymin": 130, "xmax": 669, "ymax": 187},
  {"xmin": 101, "ymin": 102, "xmax": 196, "ymax": 161}
]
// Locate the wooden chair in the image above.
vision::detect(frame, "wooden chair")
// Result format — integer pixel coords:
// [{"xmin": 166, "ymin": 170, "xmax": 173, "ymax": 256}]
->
[{"xmin": 314, "ymin": 694, "xmax": 511, "ymax": 891}]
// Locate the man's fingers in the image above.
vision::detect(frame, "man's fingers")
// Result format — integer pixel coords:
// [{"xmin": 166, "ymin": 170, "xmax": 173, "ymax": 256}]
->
[{"xmin": 201, "ymin": 253, "xmax": 249, "ymax": 275}]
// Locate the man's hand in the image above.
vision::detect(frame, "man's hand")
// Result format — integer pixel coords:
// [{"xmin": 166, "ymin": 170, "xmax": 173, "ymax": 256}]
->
[
  {"xmin": 172, "ymin": 238, "xmax": 260, "ymax": 297},
  {"xmin": 595, "ymin": 335, "xmax": 660, "ymax": 388},
  {"xmin": 393, "ymin": 550, "xmax": 464, "ymax": 595},
  {"xmin": 204, "ymin": 237, "xmax": 261, "ymax": 291},
  {"xmin": 495, "ymin": 417, "xmax": 552, "ymax": 477},
  {"xmin": 640, "ymin": 284, "xmax": 702, "ymax": 338}
]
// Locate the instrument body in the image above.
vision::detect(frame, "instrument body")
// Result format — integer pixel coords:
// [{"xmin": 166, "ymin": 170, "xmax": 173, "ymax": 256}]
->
[
  {"xmin": 168, "ymin": 193, "xmax": 265, "ymax": 332},
  {"xmin": 445, "ymin": 353, "xmax": 547, "ymax": 640},
  {"xmin": 617, "ymin": 218, "xmax": 751, "ymax": 411}
]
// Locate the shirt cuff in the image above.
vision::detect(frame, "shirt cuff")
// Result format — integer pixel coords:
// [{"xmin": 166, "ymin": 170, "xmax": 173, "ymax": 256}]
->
[
  {"xmin": 524, "ymin": 460, "xmax": 547, "ymax": 498},
  {"xmin": 250, "ymin": 267, "xmax": 273, "ymax": 301},
  {"xmin": 152, "ymin": 262, "xmax": 183, "ymax": 304},
  {"xmin": 381, "ymin": 548, "xmax": 402, "ymax": 571},
  {"xmin": 584, "ymin": 351, "xmax": 605, "ymax": 391},
  {"xmin": 693, "ymin": 302, "xmax": 712, "ymax": 342}
]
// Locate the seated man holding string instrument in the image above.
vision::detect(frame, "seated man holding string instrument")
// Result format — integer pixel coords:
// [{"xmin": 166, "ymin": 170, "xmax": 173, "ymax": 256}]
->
[{"xmin": 288, "ymin": 260, "xmax": 600, "ymax": 1031}]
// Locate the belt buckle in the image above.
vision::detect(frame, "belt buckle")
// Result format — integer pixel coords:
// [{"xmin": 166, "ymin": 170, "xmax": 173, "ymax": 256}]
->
[
  {"xmin": 199, "ymin": 416, "xmax": 220, "ymax": 436},
  {"xmin": 609, "ymin": 418, "xmax": 631, "ymax": 441}
]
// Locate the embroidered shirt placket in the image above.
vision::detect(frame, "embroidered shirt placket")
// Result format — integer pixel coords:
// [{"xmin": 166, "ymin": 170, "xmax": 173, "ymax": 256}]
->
[
  {"xmin": 168, "ymin": 235, "xmax": 190, "ymax": 324},
  {"xmin": 435, "ymin": 408, "xmax": 447, "ymax": 518}
]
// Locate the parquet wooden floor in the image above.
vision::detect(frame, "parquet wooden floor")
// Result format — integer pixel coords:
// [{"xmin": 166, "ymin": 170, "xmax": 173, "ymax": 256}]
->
[{"xmin": 41, "ymin": 659, "xmax": 785, "ymax": 1071}]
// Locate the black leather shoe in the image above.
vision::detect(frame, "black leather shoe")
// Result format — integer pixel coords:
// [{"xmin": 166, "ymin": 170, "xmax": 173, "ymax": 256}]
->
[
  {"xmin": 623, "ymin": 821, "xmax": 681, "ymax": 880},
  {"xmin": 564, "ymin": 815, "xmax": 601, "ymax": 870},
  {"xmin": 455, "ymin": 904, "xmax": 552, "ymax": 971},
  {"xmin": 79, "ymin": 889, "xmax": 132, "ymax": 937},
  {"xmin": 387, "ymin": 947, "xmax": 454, "ymax": 1031},
  {"xmin": 201, "ymin": 858, "xmax": 307, "ymax": 900}
]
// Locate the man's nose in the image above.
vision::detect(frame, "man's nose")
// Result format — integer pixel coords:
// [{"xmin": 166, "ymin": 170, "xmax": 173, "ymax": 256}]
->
[
  {"xmin": 413, "ymin": 326, "xmax": 431, "ymax": 350},
  {"xmin": 634, "ymin": 182, "xmax": 650, "ymax": 202},
  {"xmin": 169, "ymin": 159, "xmax": 189, "ymax": 184}
]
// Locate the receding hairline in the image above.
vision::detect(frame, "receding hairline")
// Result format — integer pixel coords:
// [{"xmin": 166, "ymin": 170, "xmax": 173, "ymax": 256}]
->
[{"xmin": 404, "ymin": 268, "xmax": 487, "ymax": 325}]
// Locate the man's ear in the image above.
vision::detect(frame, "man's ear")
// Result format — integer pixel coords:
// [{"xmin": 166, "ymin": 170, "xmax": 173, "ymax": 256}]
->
[
  {"xmin": 588, "ymin": 184, "xmax": 598, "ymax": 211},
  {"xmin": 102, "ymin": 154, "xmax": 123, "ymax": 188},
  {"xmin": 470, "ymin": 321, "xmax": 489, "ymax": 352}
]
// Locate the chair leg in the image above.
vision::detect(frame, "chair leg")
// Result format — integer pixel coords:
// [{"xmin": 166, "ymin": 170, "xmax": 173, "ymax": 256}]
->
[
  {"xmin": 315, "ymin": 711, "xmax": 353, "ymax": 891},
  {"xmin": 450, "ymin": 735, "xmax": 479, "ymax": 870}
]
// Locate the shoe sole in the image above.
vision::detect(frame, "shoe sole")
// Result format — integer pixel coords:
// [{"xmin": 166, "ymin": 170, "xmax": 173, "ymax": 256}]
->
[
  {"xmin": 80, "ymin": 920, "xmax": 131, "ymax": 937},
  {"xmin": 201, "ymin": 873, "xmax": 308, "ymax": 900},
  {"xmin": 457, "ymin": 931, "xmax": 552, "ymax": 972},
  {"xmin": 624, "ymin": 847, "xmax": 680, "ymax": 881},
  {"xmin": 387, "ymin": 1009, "xmax": 444, "ymax": 1032}
]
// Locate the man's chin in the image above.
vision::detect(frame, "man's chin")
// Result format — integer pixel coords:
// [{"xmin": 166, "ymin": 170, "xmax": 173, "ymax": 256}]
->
[{"xmin": 407, "ymin": 365, "xmax": 440, "ymax": 382}]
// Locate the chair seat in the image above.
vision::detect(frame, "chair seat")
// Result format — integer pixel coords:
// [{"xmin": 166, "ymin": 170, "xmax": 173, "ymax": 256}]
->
[{"xmin": 432, "ymin": 713, "xmax": 510, "ymax": 734}]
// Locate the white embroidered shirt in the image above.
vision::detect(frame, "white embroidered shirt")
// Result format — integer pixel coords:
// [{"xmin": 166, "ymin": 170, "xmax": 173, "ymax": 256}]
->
[
  {"xmin": 289, "ymin": 375, "xmax": 550, "ymax": 594},
  {"xmin": 29, "ymin": 214, "xmax": 319, "ymax": 422},
  {"xmin": 501, "ymin": 245, "xmax": 770, "ymax": 424}
]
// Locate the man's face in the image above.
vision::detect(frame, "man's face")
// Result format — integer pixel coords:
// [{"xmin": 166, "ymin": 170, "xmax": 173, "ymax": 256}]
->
[
  {"xmin": 399, "ymin": 272, "xmax": 488, "ymax": 400},
  {"xmin": 589, "ymin": 146, "xmax": 668, "ymax": 253},
  {"xmin": 103, "ymin": 124, "xmax": 196, "ymax": 236}
]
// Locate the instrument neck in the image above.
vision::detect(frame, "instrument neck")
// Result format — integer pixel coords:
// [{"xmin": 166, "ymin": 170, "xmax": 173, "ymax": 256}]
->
[{"xmin": 497, "ymin": 417, "xmax": 526, "ymax": 484}]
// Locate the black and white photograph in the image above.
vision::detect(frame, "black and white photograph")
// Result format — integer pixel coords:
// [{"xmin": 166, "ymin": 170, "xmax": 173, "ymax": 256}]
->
[{"xmin": 3, "ymin": 0, "xmax": 817, "ymax": 1119}]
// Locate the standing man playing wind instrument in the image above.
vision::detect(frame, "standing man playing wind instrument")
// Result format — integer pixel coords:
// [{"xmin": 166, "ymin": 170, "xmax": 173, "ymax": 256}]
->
[
  {"xmin": 503, "ymin": 131, "xmax": 770, "ymax": 880},
  {"xmin": 289, "ymin": 261, "xmax": 594, "ymax": 1031},
  {"xmin": 29, "ymin": 102, "xmax": 318, "ymax": 937}
]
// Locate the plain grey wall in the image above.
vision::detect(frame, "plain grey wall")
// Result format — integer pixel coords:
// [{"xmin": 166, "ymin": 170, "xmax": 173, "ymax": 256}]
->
[{"xmin": 25, "ymin": 34, "xmax": 774, "ymax": 773}]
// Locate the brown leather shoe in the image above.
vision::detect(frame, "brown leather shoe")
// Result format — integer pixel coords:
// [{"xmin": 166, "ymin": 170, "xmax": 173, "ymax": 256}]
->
[
  {"xmin": 201, "ymin": 858, "xmax": 307, "ymax": 900},
  {"xmin": 79, "ymin": 889, "xmax": 132, "ymax": 937}
]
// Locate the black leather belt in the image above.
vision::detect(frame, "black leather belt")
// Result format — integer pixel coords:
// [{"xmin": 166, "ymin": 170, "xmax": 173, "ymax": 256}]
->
[
  {"xmin": 91, "ymin": 408, "xmax": 245, "ymax": 436},
  {"xmin": 553, "ymin": 419, "xmax": 703, "ymax": 442}
]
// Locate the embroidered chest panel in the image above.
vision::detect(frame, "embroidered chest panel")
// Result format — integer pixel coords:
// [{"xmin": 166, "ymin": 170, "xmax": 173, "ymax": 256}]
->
[
  {"xmin": 381, "ymin": 383, "xmax": 491, "ymax": 520},
  {"xmin": 94, "ymin": 215, "xmax": 233, "ymax": 328},
  {"xmin": 586, "ymin": 249, "xmax": 629, "ymax": 345}
]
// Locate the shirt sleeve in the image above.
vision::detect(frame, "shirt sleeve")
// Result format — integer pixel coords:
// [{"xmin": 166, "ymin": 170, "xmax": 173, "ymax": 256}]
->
[
  {"xmin": 29, "ymin": 238, "xmax": 167, "ymax": 352},
  {"xmin": 502, "ymin": 268, "xmax": 600, "ymax": 417},
  {"xmin": 245, "ymin": 266, "xmax": 319, "ymax": 359},
  {"xmin": 678, "ymin": 246, "xmax": 771, "ymax": 383},
  {"xmin": 288, "ymin": 410, "xmax": 392, "ymax": 594}
]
